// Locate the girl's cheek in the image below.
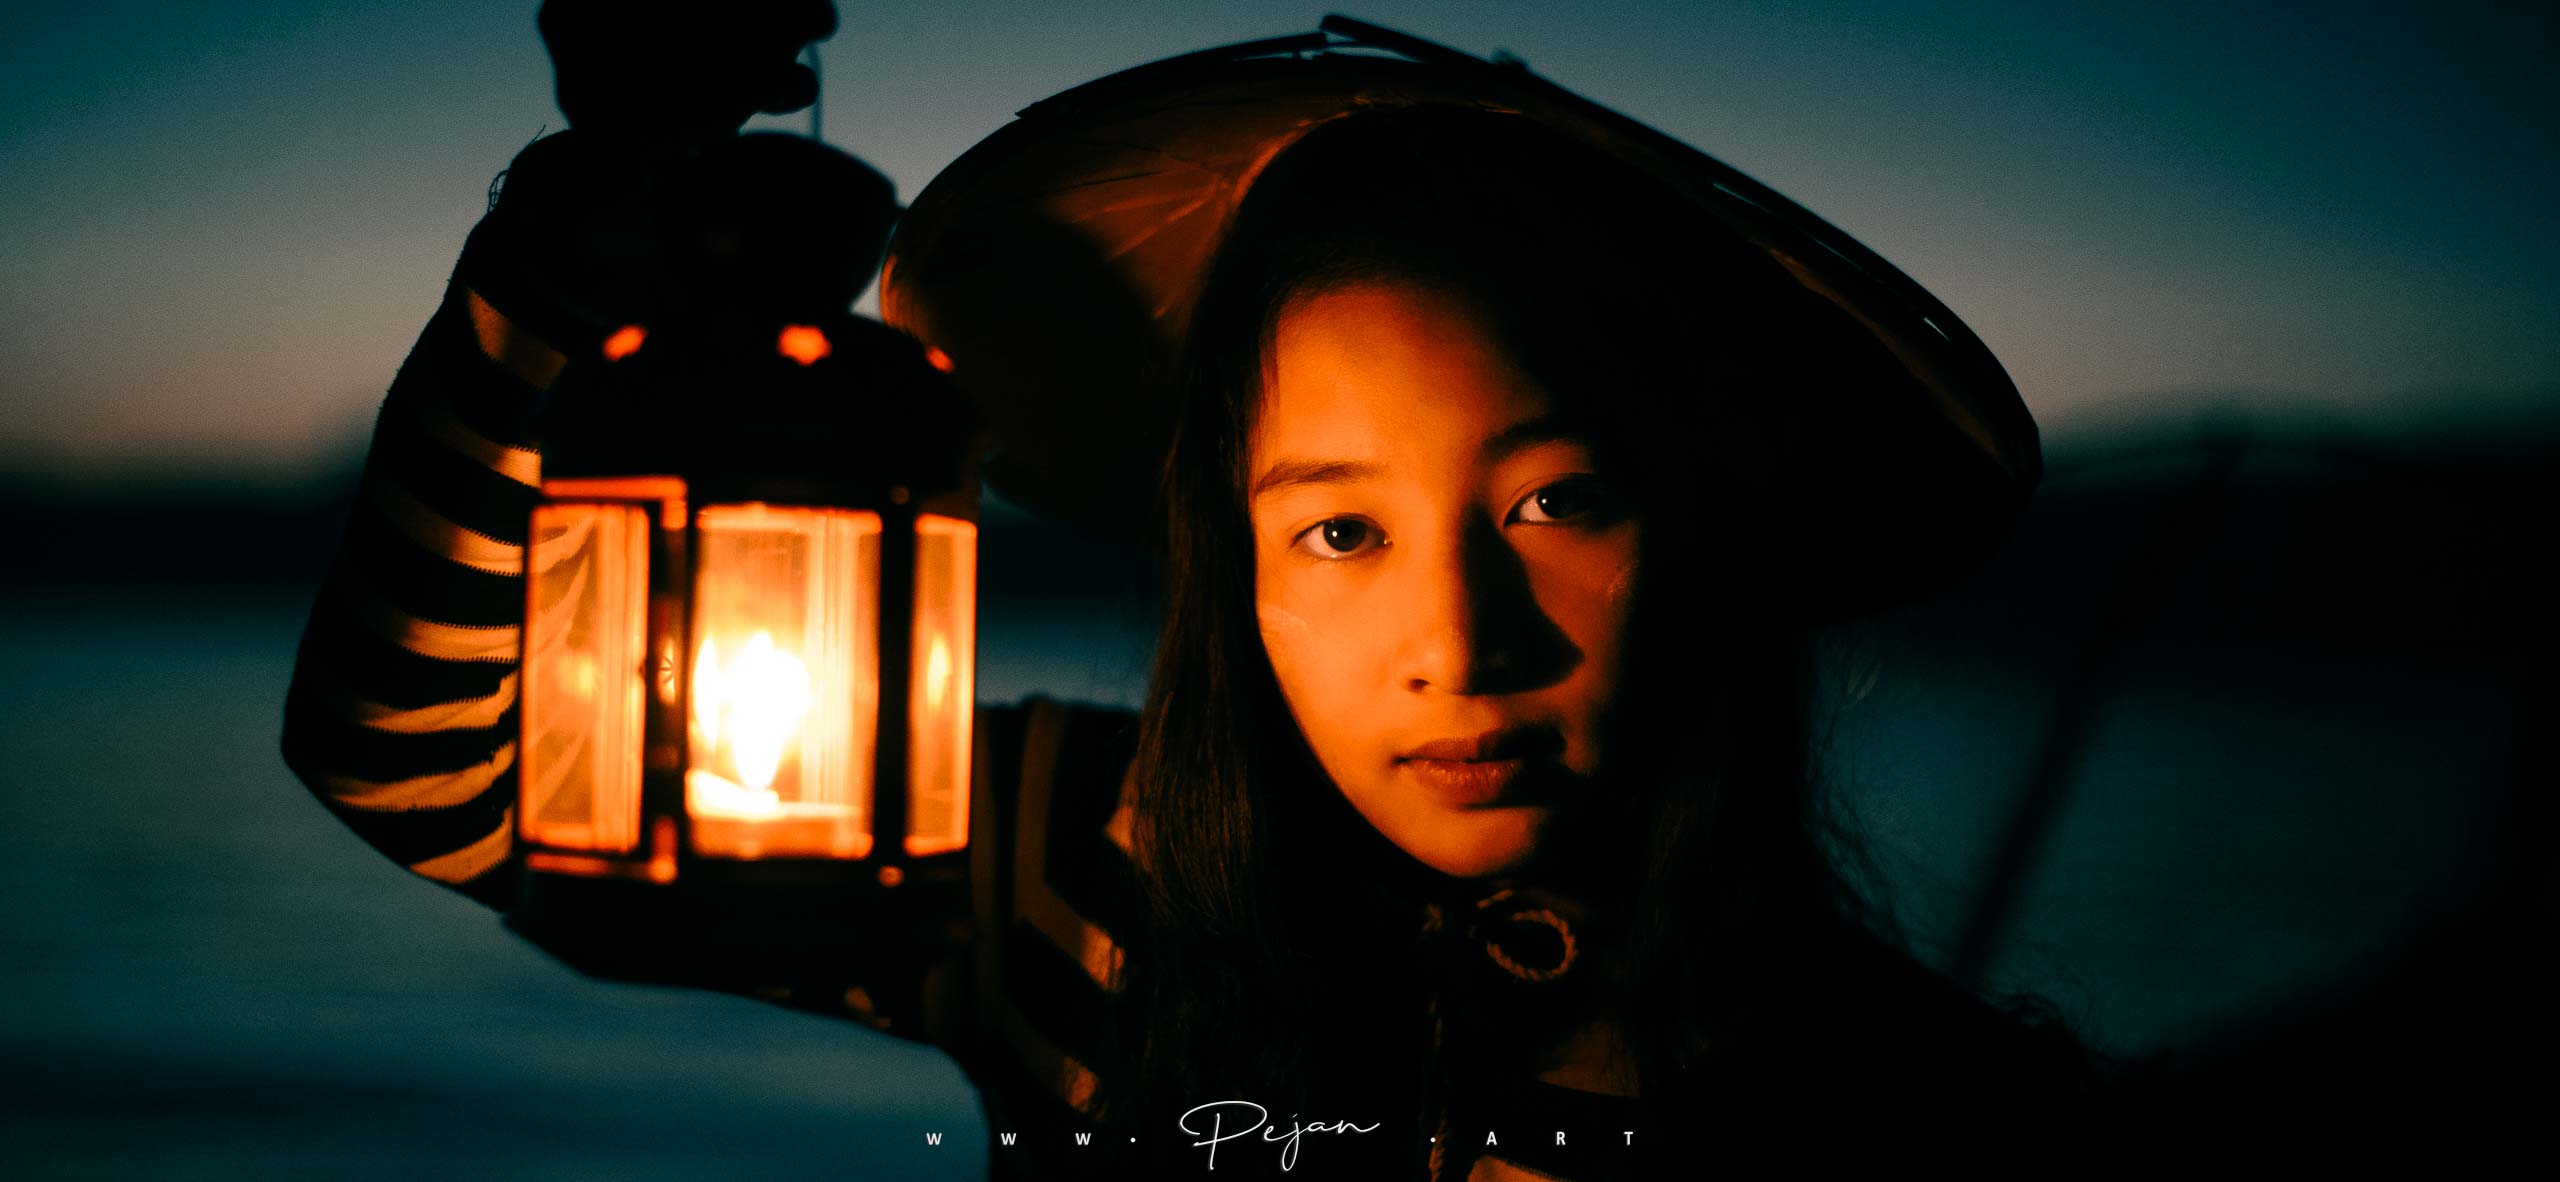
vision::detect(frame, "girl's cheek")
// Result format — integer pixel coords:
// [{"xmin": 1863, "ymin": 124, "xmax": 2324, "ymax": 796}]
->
[
  {"xmin": 1258, "ymin": 598, "xmax": 1342, "ymax": 700},
  {"xmin": 1528, "ymin": 532, "xmax": 1639, "ymax": 602},
  {"xmin": 1582, "ymin": 527, "xmax": 1642, "ymax": 603},
  {"xmin": 1257, "ymin": 601, "xmax": 1314, "ymax": 648}
]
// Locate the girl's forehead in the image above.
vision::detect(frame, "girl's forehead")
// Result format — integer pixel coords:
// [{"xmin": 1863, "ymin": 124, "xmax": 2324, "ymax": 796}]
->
[{"xmin": 1250, "ymin": 282, "xmax": 1560, "ymax": 464}]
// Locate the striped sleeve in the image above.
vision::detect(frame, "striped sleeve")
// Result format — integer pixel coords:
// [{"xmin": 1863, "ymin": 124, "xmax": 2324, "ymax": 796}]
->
[
  {"xmin": 960, "ymin": 696, "xmax": 1149, "ymax": 1155},
  {"xmin": 279, "ymin": 265, "xmax": 578, "ymax": 909}
]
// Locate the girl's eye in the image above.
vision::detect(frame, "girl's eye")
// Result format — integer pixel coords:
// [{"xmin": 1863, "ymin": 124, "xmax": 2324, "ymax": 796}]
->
[
  {"xmin": 1509, "ymin": 476, "xmax": 1615, "ymax": 525},
  {"xmin": 1293, "ymin": 516, "xmax": 1383, "ymax": 560}
]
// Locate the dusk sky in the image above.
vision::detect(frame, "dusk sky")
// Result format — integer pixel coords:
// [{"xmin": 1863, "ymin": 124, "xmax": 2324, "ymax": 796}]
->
[{"xmin": 3, "ymin": 0, "xmax": 2551, "ymax": 476}]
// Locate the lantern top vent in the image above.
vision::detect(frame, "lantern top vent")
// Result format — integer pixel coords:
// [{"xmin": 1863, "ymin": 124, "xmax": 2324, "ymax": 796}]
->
[{"xmin": 533, "ymin": 310, "xmax": 980, "ymax": 511}]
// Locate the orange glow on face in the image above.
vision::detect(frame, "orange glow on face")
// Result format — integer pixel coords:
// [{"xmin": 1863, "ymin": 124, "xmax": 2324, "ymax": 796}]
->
[
  {"xmin": 778, "ymin": 325, "xmax": 831, "ymax": 366},
  {"xmin": 1248, "ymin": 283, "xmax": 1642, "ymax": 881},
  {"xmin": 602, "ymin": 325, "xmax": 647, "ymax": 361},
  {"xmin": 924, "ymin": 346, "xmax": 955, "ymax": 373}
]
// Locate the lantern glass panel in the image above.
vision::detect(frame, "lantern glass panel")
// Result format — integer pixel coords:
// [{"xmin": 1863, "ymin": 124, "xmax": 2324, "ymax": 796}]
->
[
  {"xmin": 520, "ymin": 503, "xmax": 652, "ymax": 853},
  {"xmin": 906, "ymin": 514, "xmax": 977, "ymax": 856},
  {"xmin": 687, "ymin": 505, "xmax": 880, "ymax": 860}
]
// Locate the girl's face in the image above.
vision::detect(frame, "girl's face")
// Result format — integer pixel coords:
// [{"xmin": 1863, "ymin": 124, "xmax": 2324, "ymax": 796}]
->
[{"xmin": 1247, "ymin": 282, "xmax": 1642, "ymax": 880}]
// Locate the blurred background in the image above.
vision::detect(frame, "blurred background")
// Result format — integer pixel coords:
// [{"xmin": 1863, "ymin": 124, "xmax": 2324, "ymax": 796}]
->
[{"xmin": 2, "ymin": 0, "xmax": 2551, "ymax": 1174}]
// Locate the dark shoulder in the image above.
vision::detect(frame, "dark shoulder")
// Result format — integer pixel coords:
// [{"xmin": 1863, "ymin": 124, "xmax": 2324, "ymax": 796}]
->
[{"xmin": 1829, "ymin": 921, "xmax": 2096, "ymax": 1095}]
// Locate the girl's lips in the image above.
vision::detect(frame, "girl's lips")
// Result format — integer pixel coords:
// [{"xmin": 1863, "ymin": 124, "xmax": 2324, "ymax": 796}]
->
[
  {"xmin": 1401, "ymin": 756, "xmax": 1539, "ymax": 807},
  {"xmin": 1398, "ymin": 726, "xmax": 1564, "ymax": 764}
]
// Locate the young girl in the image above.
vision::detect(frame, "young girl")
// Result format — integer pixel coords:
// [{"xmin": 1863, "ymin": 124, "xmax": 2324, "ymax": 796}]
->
[{"xmin": 282, "ymin": 11, "xmax": 2089, "ymax": 1180}]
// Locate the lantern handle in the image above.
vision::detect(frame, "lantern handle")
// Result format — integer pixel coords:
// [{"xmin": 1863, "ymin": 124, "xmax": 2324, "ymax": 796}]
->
[{"xmin": 803, "ymin": 44, "xmax": 822, "ymax": 143}]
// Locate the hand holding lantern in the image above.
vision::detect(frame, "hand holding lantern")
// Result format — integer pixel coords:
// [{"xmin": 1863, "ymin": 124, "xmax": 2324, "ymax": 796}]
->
[{"xmin": 539, "ymin": 0, "xmax": 836, "ymax": 148}]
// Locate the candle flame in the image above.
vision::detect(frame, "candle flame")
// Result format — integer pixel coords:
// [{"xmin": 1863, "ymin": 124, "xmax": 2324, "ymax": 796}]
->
[
  {"xmin": 728, "ymin": 631, "xmax": 811, "ymax": 790},
  {"xmin": 689, "ymin": 630, "xmax": 812, "ymax": 814}
]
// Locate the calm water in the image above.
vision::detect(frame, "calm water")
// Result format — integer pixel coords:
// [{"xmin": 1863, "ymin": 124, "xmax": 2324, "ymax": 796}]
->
[{"xmin": 0, "ymin": 590, "xmax": 1155, "ymax": 1180}]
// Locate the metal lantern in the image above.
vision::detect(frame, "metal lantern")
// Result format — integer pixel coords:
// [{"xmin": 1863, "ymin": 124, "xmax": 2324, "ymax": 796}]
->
[{"xmin": 508, "ymin": 290, "xmax": 979, "ymax": 984}]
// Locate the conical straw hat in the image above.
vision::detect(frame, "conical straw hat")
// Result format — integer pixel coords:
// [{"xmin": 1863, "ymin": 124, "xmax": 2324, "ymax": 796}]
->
[{"xmin": 884, "ymin": 16, "xmax": 2039, "ymax": 614}]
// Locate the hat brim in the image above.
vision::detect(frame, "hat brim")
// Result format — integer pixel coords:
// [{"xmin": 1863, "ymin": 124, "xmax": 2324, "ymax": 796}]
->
[{"xmin": 883, "ymin": 17, "xmax": 2039, "ymax": 615}]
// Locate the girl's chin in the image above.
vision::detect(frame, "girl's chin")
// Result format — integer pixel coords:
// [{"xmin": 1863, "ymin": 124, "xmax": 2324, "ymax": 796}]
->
[{"xmin": 1383, "ymin": 803, "xmax": 1555, "ymax": 880}]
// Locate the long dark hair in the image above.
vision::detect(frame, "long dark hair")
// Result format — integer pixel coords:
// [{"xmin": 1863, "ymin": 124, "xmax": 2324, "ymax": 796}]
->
[{"xmin": 1094, "ymin": 106, "xmax": 2078, "ymax": 1160}]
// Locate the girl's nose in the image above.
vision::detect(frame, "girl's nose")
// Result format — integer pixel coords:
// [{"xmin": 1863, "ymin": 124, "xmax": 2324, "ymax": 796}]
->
[{"xmin": 1399, "ymin": 518, "xmax": 1559, "ymax": 695}]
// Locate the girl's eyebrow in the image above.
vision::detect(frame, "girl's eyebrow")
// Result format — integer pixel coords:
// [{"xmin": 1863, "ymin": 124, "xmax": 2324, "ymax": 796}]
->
[
  {"xmin": 1248, "ymin": 416, "xmax": 1590, "ymax": 504},
  {"xmin": 1251, "ymin": 458, "xmax": 1383, "ymax": 502},
  {"xmin": 1482, "ymin": 413, "xmax": 1586, "ymax": 465}
]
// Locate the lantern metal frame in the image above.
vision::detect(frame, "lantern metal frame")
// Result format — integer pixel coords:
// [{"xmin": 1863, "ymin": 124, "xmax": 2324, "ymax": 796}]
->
[{"xmin": 505, "ymin": 308, "xmax": 980, "ymax": 990}]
